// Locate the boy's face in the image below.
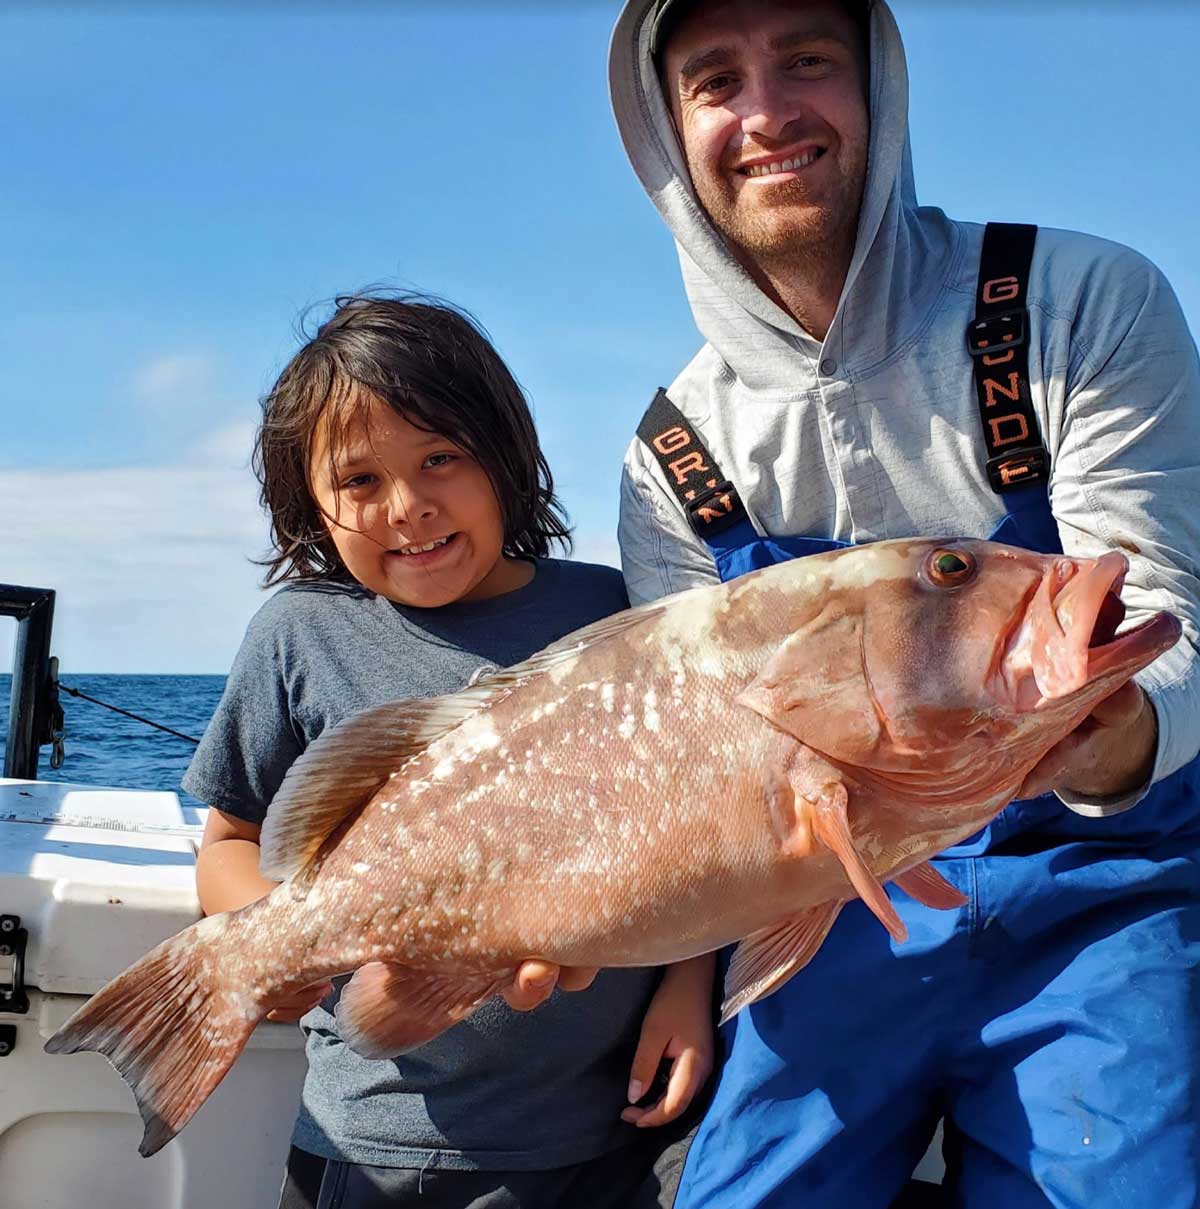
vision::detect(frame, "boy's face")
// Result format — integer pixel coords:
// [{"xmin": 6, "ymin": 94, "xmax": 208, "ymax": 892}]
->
[
  {"xmin": 309, "ymin": 393, "xmax": 529, "ymax": 608},
  {"xmin": 661, "ymin": 0, "xmax": 869, "ymax": 269}
]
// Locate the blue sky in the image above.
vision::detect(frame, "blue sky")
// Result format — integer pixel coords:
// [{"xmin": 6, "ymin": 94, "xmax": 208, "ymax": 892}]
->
[{"xmin": 3, "ymin": 1, "xmax": 1198, "ymax": 673}]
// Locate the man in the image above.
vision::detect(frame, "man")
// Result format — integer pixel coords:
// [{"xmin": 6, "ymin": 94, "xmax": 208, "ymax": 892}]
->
[{"xmin": 607, "ymin": 0, "xmax": 1200, "ymax": 1206}]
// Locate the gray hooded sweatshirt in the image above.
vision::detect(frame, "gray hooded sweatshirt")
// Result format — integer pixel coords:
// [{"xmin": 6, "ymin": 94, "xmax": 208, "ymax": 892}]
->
[{"xmin": 609, "ymin": 0, "xmax": 1200, "ymax": 813}]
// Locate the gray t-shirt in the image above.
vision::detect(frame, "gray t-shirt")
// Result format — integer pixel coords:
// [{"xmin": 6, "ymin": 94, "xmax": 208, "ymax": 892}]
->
[{"xmin": 183, "ymin": 559, "xmax": 662, "ymax": 1170}]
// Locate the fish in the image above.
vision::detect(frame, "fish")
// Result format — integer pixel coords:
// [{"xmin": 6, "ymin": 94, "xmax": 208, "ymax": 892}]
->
[{"xmin": 44, "ymin": 537, "xmax": 1180, "ymax": 1155}]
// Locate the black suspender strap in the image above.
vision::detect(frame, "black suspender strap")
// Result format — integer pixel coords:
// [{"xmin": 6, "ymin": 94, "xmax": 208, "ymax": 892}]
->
[
  {"xmin": 967, "ymin": 222, "xmax": 1050, "ymax": 493},
  {"xmin": 636, "ymin": 389, "xmax": 748, "ymax": 538}
]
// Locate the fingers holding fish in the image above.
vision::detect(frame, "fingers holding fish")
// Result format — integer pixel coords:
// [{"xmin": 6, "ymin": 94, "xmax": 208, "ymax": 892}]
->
[
  {"xmin": 556, "ymin": 964, "xmax": 601, "ymax": 992},
  {"xmin": 501, "ymin": 960, "xmax": 560, "ymax": 1010},
  {"xmin": 1017, "ymin": 681, "xmax": 1158, "ymax": 800},
  {"xmin": 265, "ymin": 978, "xmax": 335, "ymax": 1023},
  {"xmin": 500, "ymin": 961, "xmax": 600, "ymax": 1011}
]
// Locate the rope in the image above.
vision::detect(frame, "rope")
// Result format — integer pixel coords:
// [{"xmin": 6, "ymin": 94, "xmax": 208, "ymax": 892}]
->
[{"xmin": 58, "ymin": 683, "xmax": 201, "ymax": 745}]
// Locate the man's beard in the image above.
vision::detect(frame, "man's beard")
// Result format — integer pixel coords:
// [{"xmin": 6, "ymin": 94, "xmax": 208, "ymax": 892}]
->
[{"xmin": 698, "ymin": 172, "xmax": 862, "ymax": 280}]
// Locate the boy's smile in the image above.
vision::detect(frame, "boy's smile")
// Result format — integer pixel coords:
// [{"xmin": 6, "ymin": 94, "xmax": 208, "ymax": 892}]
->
[{"xmin": 309, "ymin": 394, "xmax": 533, "ymax": 608}]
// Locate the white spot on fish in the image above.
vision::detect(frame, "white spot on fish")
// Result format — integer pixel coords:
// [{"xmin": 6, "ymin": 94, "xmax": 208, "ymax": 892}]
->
[
  {"xmin": 432, "ymin": 757, "xmax": 457, "ymax": 780},
  {"xmin": 352, "ymin": 862, "xmax": 371, "ymax": 875},
  {"xmin": 459, "ymin": 841, "xmax": 484, "ymax": 876}
]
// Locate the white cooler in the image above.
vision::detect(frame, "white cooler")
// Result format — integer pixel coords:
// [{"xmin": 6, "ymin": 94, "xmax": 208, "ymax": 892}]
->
[{"xmin": 0, "ymin": 778, "xmax": 306, "ymax": 1209}]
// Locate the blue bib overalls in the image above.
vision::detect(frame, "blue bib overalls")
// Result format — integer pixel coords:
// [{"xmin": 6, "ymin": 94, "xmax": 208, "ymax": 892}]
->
[{"xmin": 671, "ymin": 474, "xmax": 1200, "ymax": 1209}]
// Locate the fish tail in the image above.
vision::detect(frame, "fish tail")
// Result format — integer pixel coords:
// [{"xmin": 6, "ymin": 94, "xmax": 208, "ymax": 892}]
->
[{"xmin": 44, "ymin": 918, "xmax": 262, "ymax": 1156}]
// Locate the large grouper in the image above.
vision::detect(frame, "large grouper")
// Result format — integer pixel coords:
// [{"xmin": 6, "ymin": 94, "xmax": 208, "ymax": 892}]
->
[{"xmin": 46, "ymin": 537, "xmax": 1180, "ymax": 1155}]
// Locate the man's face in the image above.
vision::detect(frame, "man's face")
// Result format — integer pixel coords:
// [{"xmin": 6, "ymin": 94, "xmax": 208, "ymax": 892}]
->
[{"xmin": 661, "ymin": 0, "xmax": 869, "ymax": 268}]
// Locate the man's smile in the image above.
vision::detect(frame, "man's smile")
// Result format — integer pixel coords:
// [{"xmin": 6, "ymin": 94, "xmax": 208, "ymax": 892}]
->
[{"xmin": 735, "ymin": 146, "xmax": 827, "ymax": 179}]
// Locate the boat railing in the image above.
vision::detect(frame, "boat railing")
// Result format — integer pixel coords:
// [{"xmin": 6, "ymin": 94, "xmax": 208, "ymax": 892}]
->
[{"xmin": 1, "ymin": 584, "xmax": 58, "ymax": 780}]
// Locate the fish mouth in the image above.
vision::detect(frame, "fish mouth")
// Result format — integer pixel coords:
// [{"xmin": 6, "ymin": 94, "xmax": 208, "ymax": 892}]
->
[
  {"xmin": 999, "ymin": 551, "xmax": 1179, "ymax": 708},
  {"xmin": 1085, "ymin": 599, "xmax": 1180, "ymax": 680},
  {"xmin": 1036, "ymin": 551, "xmax": 1178, "ymax": 698}
]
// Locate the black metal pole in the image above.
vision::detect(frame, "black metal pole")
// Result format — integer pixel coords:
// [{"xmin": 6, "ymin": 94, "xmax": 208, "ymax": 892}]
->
[{"xmin": 1, "ymin": 585, "xmax": 56, "ymax": 781}]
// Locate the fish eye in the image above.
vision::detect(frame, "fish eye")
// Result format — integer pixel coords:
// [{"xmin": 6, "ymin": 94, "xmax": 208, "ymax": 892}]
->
[{"xmin": 927, "ymin": 548, "xmax": 976, "ymax": 587}]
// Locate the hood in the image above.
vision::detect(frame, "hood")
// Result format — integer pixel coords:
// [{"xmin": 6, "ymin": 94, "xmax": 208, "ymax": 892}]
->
[{"xmin": 608, "ymin": 0, "xmax": 953, "ymax": 375}]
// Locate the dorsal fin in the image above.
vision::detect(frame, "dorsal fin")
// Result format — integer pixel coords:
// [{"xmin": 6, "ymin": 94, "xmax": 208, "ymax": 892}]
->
[
  {"xmin": 259, "ymin": 598, "xmax": 666, "ymax": 881},
  {"xmin": 477, "ymin": 594, "xmax": 669, "ymax": 682}
]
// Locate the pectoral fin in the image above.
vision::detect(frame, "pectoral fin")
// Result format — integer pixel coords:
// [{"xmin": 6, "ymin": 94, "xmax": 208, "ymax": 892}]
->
[
  {"xmin": 893, "ymin": 862, "xmax": 968, "ymax": 910},
  {"xmin": 335, "ymin": 962, "xmax": 505, "ymax": 1059},
  {"xmin": 808, "ymin": 781, "xmax": 908, "ymax": 944},
  {"xmin": 720, "ymin": 903, "xmax": 843, "ymax": 1025}
]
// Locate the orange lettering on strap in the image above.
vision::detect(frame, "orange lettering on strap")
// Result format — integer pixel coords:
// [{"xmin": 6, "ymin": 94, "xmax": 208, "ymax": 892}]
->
[
  {"xmin": 989, "ymin": 414, "xmax": 1030, "ymax": 447},
  {"xmin": 652, "ymin": 427, "xmax": 691, "ymax": 456},
  {"xmin": 696, "ymin": 493, "xmax": 733, "ymax": 524},
  {"xmin": 981, "ymin": 347, "xmax": 1015, "ymax": 368},
  {"xmin": 668, "ymin": 451, "xmax": 709, "ymax": 485},
  {"xmin": 983, "ymin": 372, "xmax": 1021, "ymax": 408},
  {"xmin": 1000, "ymin": 461, "xmax": 1033, "ymax": 485},
  {"xmin": 982, "ymin": 276, "xmax": 1019, "ymax": 305}
]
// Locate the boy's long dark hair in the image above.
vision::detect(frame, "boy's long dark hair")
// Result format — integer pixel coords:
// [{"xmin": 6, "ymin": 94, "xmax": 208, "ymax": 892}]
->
[{"xmin": 253, "ymin": 292, "xmax": 572, "ymax": 586}]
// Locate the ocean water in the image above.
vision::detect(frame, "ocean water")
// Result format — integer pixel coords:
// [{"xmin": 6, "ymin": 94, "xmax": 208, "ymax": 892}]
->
[{"xmin": 0, "ymin": 672, "xmax": 226, "ymax": 808}]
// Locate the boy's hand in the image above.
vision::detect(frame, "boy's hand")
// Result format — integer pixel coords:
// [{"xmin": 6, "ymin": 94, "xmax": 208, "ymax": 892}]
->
[
  {"xmin": 621, "ymin": 954, "xmax": 715, "ymax": 1128},
  {"xmin": 501, "ymin": 961, "xmax": 600, "ymax": 1011},
  {"xmin": 265, "ymin": 979, "xmax": 335, "ymax": 1023}
]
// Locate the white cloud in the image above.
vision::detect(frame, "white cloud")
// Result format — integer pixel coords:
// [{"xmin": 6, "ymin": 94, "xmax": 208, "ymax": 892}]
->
[
  {"xmin": 131, "ymin": 352, "xmax": 216, "ymax": 409},
  {"xmin": 0, "ymin": 460, "xmax": 270, "ymax": 674}
]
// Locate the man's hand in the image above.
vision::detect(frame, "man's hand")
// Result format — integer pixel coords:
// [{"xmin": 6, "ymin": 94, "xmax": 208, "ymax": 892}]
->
[
  {"xmin": 501, "ymin": 961, "xmax": 600, "ymax": 1012},
  {"xmin": 1018, "ymin": 682, "xmax": 1158, "ymax": 800}
]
